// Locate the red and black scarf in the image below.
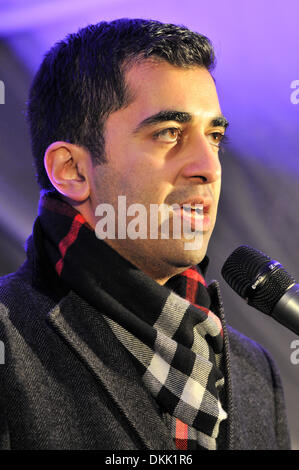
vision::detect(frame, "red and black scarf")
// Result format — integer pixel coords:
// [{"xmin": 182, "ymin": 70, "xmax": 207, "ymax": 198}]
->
[{"xmin": 37, "ymin": 193, "xmax": 227, "ymax": 450}]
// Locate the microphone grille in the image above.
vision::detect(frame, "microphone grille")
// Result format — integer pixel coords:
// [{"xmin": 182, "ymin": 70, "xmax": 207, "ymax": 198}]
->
[{"xmin": 221, "ymin": 245, "xmax": 294, "ymax": 315}]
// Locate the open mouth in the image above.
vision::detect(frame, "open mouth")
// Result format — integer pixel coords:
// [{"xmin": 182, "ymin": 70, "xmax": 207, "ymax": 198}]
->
[
  {"xmin": 181, "ymin": 205, "xmax": 203, "ymax": 214},
  {"xmin": 172, "ymin": 200, "xmax": 212, "ymax": 232}
]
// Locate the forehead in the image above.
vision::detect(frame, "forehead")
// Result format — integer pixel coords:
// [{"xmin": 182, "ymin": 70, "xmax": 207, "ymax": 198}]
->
[{"xmin": 123, "ymin": 59, "xmax": 221, "ymax": 122}]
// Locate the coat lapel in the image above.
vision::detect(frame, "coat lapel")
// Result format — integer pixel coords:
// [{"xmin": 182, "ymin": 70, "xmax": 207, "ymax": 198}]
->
[
  {"xmin": 208, "ymin": 280, "xmax": 234, "ymax": 450},
  {"xmin": 47, "ymin": 290, "xmax": 176, "ymax": 450}
]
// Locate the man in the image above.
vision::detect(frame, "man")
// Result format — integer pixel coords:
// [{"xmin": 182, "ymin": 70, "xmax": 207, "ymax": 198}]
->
[{"xmin": 0, "ymin": 18, "xmax": 290, "ymax": 450}]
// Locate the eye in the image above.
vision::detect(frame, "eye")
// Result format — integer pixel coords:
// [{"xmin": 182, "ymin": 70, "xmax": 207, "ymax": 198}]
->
[
  {"xmin": 208, "ymin": 131, "xmax": 227, "ymax": 148},
  {"xmin": 153, "ymin": 127, "xmax": 182, "ymax": 143}
]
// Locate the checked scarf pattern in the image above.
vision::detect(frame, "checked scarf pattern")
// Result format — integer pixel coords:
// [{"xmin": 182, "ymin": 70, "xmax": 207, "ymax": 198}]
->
[{"xmin": 37, "ymin": 193, "xmax": 227, "ymax": 450}]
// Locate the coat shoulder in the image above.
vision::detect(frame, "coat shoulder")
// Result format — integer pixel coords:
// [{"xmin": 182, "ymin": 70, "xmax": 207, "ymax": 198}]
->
[
  {"xmin": 0, "ymin": 262, "xmax": 58, "ymax": 325},
  {"xmin": 227, "ymin": 324, "xmax": 271, "ymax": 366},
  {"xmin": 226, "ymin": 325, "xmax": 291, "ymax": 449},
  {"xmin": 227, "ymin": 324, "xmax": 286, "ymax": 406},
  {"xmin": 0, "ymin": 264, "xmax": 32, "ymax": 311}
]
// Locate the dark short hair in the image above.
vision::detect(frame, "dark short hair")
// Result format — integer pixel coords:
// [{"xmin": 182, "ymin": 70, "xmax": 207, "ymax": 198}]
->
[{"xmin": 27, "ymin": 18, "xmax": 215, "ymax": 191}]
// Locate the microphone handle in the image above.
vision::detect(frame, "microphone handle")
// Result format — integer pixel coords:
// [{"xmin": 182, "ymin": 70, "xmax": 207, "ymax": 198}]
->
[{"xmin": 272, "ymin": 284, "xmax": 299, "ymax": 335}]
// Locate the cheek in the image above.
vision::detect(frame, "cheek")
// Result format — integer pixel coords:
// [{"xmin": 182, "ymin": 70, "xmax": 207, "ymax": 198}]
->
[
  {"xmin": 123, "ymin": 149, "xmax": 167, "ymax": 186},
  {"xmin": 215, "ymin": 180, "xmax": 221, "ymax": 201},
  {"xmin": 105, "ymin": 133, "xmax": 176, "ymax": 202},
  {"xmin": 212, "ymin": 181, "xmax": 222, "ymax": 218}
]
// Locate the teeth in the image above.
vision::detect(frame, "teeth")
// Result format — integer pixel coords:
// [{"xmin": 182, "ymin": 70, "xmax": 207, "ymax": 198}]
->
[
  {"xmin": 182, "ymin": 206, "xmax": 203, "ymax": 214},
  {"xmin": 181, "ymin": 203, "xmax": 204, "ymax": 208}
]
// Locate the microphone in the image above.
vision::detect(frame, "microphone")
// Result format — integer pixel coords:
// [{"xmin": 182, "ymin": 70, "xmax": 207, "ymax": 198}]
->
[{"xmin": 221, "ymin": 245, "xmax": 299, "ymax": 335}]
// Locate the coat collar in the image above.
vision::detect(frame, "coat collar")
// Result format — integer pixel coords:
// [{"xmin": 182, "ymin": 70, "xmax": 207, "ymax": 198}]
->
[{"xmin": 46, "ymin": 289, "xmax": 176, "ymax": 450}]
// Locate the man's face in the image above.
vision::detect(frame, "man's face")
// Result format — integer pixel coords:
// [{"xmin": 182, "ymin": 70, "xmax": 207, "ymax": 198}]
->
[{"xmin": 89, "ymin": 60, "xmax": 227, "ymax": 283}]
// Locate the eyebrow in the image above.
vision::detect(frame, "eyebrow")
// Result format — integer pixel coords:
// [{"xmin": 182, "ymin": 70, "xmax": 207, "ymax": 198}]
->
[
  {"xmin": 211, "ymin": 116, "xmax": 229, "ymax": 129},
  {"xmin": 133, "ymin": 110, "xmax": 229, "ymax": 133}
]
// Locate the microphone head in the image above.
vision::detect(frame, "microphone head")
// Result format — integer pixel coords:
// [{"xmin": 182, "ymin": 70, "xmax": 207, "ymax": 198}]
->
[{"xmin": 221, "ymin": 245, "xmax": 295, "ymax": 315}]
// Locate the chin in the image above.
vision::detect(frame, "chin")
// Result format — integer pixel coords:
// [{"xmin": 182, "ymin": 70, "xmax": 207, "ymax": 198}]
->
[
  {"xmin": 172, "ymin": 252, "xmax": 206, "ymax": 269},
  {"xmin": 163, "ymin": 238, "xmax": 209, "ymax": 269}
]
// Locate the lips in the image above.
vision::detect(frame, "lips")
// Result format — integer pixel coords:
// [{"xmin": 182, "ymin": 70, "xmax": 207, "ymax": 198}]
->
[
  {"xmin": 178, "ymin": 197, "xmax": 211, "ymax": 213},
  {"xmin": 172, "ymin": 197, "xmax": 212, "ymax": 232}
]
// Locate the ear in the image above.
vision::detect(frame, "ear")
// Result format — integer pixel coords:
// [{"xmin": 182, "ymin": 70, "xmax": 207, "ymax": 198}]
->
[{"xmin": 44, "ymin": 142, "xmax": 92, "ymax": 202}]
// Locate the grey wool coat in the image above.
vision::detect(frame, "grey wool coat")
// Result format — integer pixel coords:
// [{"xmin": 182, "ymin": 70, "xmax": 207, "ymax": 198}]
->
[{"xmin": 0, "ymin": 238, "xmax": 291, "ymax": 450}]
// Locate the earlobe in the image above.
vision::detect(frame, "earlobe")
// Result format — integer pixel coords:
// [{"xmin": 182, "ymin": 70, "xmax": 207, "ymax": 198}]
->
[{"xmin": 44, "ymin": 142, "xmax": 91, "ymax": 202}]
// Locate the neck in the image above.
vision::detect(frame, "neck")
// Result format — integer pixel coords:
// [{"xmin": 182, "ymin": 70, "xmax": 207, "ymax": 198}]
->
[{"xmin": 102, "ymin": 238, "xmax": 192, "ymax": 286}]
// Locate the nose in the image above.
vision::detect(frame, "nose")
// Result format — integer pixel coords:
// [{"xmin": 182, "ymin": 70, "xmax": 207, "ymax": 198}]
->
[{"xmin": 180, "ymin": 133, "xmax": 222, "ymax": 183}]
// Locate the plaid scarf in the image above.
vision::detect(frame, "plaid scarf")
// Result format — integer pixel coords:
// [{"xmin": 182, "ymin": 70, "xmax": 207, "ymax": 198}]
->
[{"xmin": 37, "ymin": 193, "xmax": 227, "ymax": 450}]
